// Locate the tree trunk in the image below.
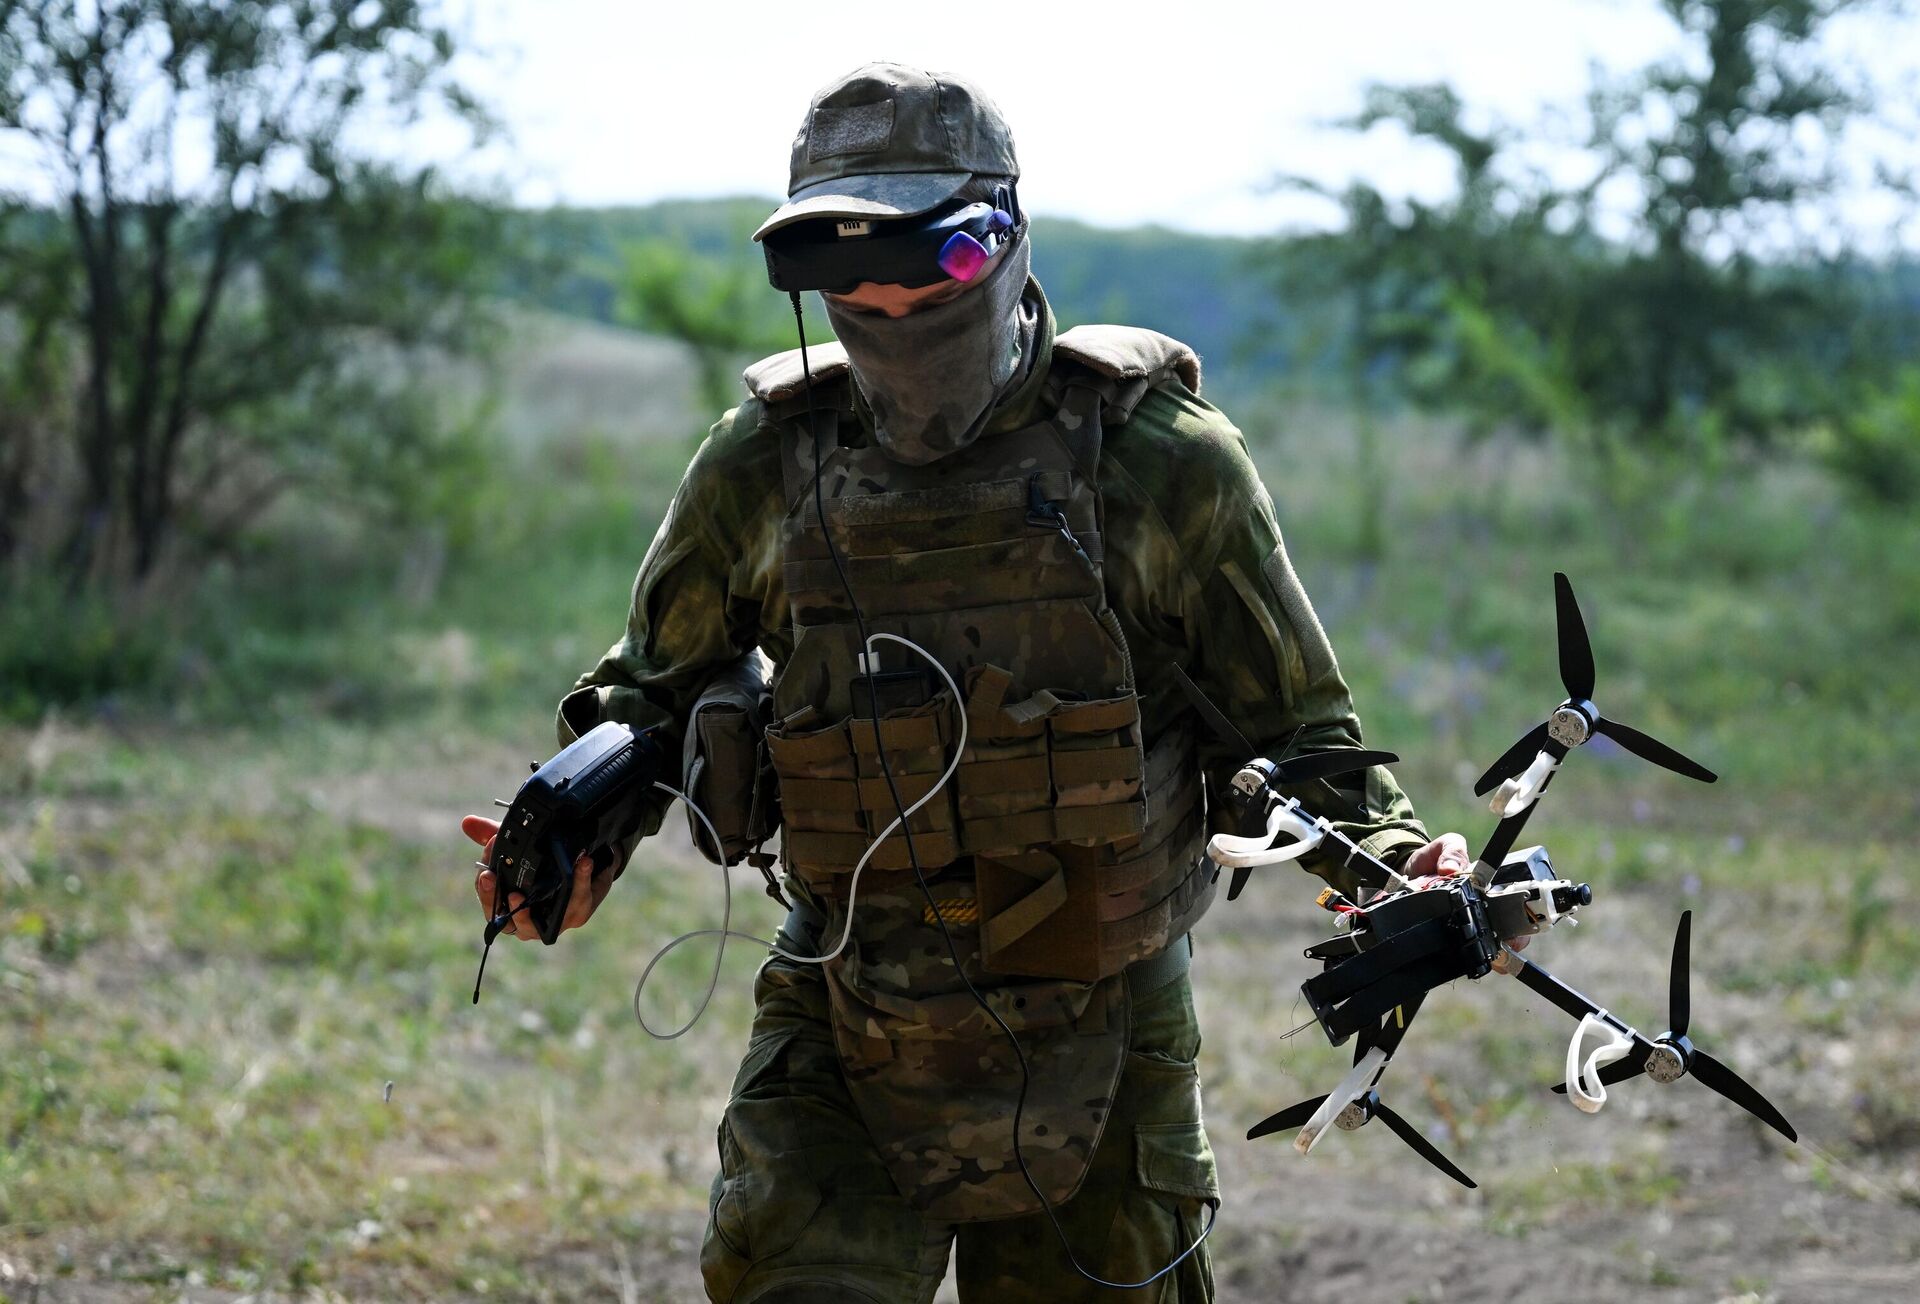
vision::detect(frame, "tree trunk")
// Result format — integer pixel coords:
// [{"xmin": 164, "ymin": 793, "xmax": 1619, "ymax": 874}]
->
[
  {"xmin": 131, "ymin": 210, "xmax": 243, "ymax": 584},
  {"xmin": 0, "ymin": 412, "xmax": 32, "ymax": 573},
  {"xmin": 124, "ymin": 203, "xmax": 176, "ymax": 584},
  {"xmin": 63, "ymin": 195, "xmax": 120, "ymax": 592}
]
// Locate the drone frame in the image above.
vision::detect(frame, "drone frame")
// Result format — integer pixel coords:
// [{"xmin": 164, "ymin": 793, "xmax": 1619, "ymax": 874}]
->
[{"xmin": 1222, "ymin": 573, "xmax": 1793, "ymax": 1188}]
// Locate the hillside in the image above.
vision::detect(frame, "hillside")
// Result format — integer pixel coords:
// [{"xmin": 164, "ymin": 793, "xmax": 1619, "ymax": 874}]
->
[{"xmin": 508, "ymin": 198, "xmax": 1300, "ymax": 403}]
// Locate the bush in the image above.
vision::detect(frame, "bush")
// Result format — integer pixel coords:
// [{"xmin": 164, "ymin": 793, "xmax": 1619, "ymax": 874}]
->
[
  {"xmin": 0, "ymin": 576, "xmax": 168, "ymax": 720},
  {"xmin": 1825, "ymin": 369, "xmax": 1920, "ymax": 506}
]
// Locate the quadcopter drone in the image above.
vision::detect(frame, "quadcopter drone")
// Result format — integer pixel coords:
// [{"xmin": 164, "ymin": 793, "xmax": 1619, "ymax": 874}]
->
[{"xmin": 1207, "ymin": 573, "xmax": 1797, "ymax": 1189}]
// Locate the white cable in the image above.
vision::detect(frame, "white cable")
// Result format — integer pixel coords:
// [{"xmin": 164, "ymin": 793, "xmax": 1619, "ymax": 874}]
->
[
  {"xmin": 1207, "ymin": 802, "xmax": 1325, "ymax": 869},
  {"xmin": 631, "ymin": 631, "xmax": 968, "ymax": 1039},
  {"xmin": 1564, "ymin": 1010, "xmax": 1634, "ymax": 1114},
  {"xmin": 632, "ymin": 780, "xmax": 740, "ymax": 1040}
]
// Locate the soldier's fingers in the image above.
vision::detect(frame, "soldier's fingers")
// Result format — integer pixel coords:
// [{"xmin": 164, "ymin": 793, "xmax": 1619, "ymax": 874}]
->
[
  {"xmin": 461, "ymin": 815, "xmax": 500, "ymax": 847},
  {"xmin": 562, "ymin": 853, "xmax": 598, "ymax": 929},
  {"xmin": 587, "ymin": 858, "xmax": 617, "ymax": 911},
  {"xmin": 506, "ymin": 891, "xmax": 537, "ymax": 941},
  {"xmin": 1401, "ymin": 839, "xmax": 1444, "ymax": 878},
  {"xmin": 476, "ymin": 867, "xmax": 498, "ymax": 917},
  {"xmin": 1435, "ymin": 832, "xmax": 1471, "ymax": 873}
]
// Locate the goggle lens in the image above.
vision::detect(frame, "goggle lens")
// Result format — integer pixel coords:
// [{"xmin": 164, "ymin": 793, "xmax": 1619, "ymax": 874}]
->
[{"xmin": 937, "ymin": 230, "xmax": 992, "ymax": 283}]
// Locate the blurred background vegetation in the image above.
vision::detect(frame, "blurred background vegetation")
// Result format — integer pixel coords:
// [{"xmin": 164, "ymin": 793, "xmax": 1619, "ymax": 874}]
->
[{"xmin": 2, "ymin": 1, "xmax": 1917, "ymax": 1301}]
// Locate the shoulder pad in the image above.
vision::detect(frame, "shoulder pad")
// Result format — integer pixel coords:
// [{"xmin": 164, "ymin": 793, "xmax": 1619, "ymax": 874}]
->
[
  {"xmin": 743, "ymin": 341, "xmax": 852, "ymax": 404},
  {"xmin": 1053, "ymin": 325, "xmax": 1202, "ymax": 397}
]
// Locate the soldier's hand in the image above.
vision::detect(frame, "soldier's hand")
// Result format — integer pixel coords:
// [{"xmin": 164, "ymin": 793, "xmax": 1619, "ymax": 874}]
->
[
  {"xmin": 1402, "ymin": 831, "xmax": 1470, "ymax": 888},
  {"xmin": 461, "ymin": 815, "xmax": 621, "ymax": 941},
  {"xmin": 1402, "ymin": 831, "xmax": 1529, "ymax": 951}
]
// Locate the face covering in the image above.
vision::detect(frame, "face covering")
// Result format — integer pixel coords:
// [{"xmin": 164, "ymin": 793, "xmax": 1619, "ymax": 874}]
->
[{"xmin": 821, "ymin": 223, "xmax": 1036, "ymax": 465}]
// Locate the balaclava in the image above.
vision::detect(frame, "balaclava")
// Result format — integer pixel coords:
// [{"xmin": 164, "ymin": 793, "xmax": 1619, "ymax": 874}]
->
[{"xmin": 820, "ymin": 222, "xmax": 1036, "ymax": 464}]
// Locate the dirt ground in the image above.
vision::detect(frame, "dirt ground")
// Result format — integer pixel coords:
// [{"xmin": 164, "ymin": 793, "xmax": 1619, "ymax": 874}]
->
[
  {"xmin": 15, "ymin": 1022, "xmax": 1911, "ymax": 1304},
  {"xmin": 4, "ymin": 725, "xmax": 1915, "ymax": 1304}
]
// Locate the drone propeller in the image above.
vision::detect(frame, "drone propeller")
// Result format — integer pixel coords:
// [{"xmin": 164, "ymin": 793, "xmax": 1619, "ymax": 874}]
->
[
  {"xmin": 1550, "ymin": 912, "xmax": 1796, "ymax": 1142},
  {"xmin": 1372, "ymin": 1101, "xmax": 1477, "ymax": 1189},
  {"xmin": 1269, "ymin": 748, "xmax": 1400, "ymax": 787},
  {"xmin": 1252, "ymin": 1090, "xmax": 1475, "ymax": 1188},
  {"xmin": 1473, "ymin": 722, "xmax": 1551, "ymax": 797},
  {"xmin": 1555, "ymin": 571, "xmax": 1595, "ymax": 701},
  {"xmin": 1689, "ymin": 1050, "xmax": 1796, "ymax": 1140},
  {"xmin": 1247, "ymin": 1095, "xmax": 1328, "ymax": 1141},
  {"xmin": 1556, "ymin": 919, "xmax": 1691, "ymax": 1092},
  {"xmin": 1591, "ymin": 717, "xmax": 1718, "ymax": 785},
  {"xmin": 1670, "ymin": 908, "xmax": 1691, "ymax": 1037},
  {"xmin": 1474, "ymin": 573, "xmax": 1718, "ymax": 797}
]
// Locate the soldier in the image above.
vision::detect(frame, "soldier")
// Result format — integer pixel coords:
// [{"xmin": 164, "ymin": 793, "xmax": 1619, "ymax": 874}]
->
[{"xmin": 464, "ymin": 64, "xmax": 1481, "ymax": 1303}]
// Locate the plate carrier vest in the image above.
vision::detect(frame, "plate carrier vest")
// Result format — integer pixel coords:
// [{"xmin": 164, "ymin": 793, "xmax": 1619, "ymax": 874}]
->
[{"xmin": 746, "ymin": 325, "xmax": 1218, "ymax": 983}]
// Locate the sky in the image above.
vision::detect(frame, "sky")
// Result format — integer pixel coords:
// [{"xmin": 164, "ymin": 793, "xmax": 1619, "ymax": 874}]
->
[
  {"xmin": 1, "ymin": 0, "xmax": 1912, "ymax": 244},
  {"xmin": 454, "ymin": 0, "xmax": 1920, "ymax": 239}
]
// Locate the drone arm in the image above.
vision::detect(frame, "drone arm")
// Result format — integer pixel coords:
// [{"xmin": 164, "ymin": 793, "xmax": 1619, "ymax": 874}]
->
[
  {"xmin": 1471, "ymin": 738, "xmax": 1570, "ymax": 886},
  {"xmin": 1497, "ymin": 947, "xmax": 1658, "ymax": 1060},
  {"xmin": 1470, "ymin": 781, "xmax": 1546, "ymax": 887},
  {"xmin": 1209, "ymin": 795, "xmax": 1410, "ymax": 900}
]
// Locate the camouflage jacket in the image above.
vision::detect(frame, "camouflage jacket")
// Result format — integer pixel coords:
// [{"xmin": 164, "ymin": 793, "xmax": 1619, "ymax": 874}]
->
[{"xmin": 557, "ymin": 285, "xmax": 1429, "ymax": 898}]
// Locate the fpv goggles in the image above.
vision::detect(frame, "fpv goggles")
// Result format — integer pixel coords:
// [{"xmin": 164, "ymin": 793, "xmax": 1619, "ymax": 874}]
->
[{"xmin": 762, "ymin": 185, "xmax": 1019, "ymax": 294}]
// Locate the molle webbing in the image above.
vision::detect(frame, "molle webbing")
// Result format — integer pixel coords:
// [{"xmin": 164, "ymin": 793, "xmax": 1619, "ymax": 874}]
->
[
  {"xmin": 763, "ymin": 349, "xmax": 1213, "ymax": 979},
  {"xmin": 980, "ymin": 721, "xmax": 1214, "ymax": 981},
  {"xmin": 766, "ymin": 689, "xmax": 964, "ymax": 874}
]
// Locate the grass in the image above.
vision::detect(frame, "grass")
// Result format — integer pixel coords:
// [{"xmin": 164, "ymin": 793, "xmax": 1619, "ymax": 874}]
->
[
  {"xmin": 3, "ymin": 350, "xmax": 1919, "ymax": 1299},
  {"xmin": 1, "ymin": 724, "xmax": 760, "ymax": 1298}
]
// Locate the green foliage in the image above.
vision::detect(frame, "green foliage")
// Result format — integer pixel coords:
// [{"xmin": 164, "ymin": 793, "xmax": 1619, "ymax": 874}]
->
[
  {"xmin": 617, "ymin": 228, "xmax": 808, "ymax": 426},
  {"xmin": 0, "ymin": 574, "xmax": 167, "ymax": 718},
  {"xmin": 0, "ymin": 0, "xmax": 506, "ymax": 591},
  {"xmin": 511, "ymin": 200, "xmax": 1290, "ymax": 408},
  {"xmin": 1277, "ymin": 0, "xmax": 1919, "ymax": 498},
  {"xmin": 0, "ymin": 406, "xmax": 686, "ymax": 725},
  {"xmin": 1823, "ymin": 366, "xmax": 1920, "ymax": 505}
]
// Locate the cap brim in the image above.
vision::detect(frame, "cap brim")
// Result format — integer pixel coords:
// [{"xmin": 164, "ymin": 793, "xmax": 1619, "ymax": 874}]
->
[{"xmin": 752, "ymin": 170, "xmax": 971, "ymax": 241}]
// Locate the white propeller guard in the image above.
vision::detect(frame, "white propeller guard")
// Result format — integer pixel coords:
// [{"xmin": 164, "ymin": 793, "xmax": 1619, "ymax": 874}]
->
[
  {"xmin": 1207, "ymin": 801, "xmax": 1325, "ymax": 869},
  {"xmin": 1295, "ymin": 1046, "xmax": 1389, "ymax": 1155},
  {"xmin": 1564, "ymin": 1011, "xmax": 1634, "ymax": 1115},
  {"xmin": 1490, "ymin": 748, "xmax": 1559, "ymax": 819}
]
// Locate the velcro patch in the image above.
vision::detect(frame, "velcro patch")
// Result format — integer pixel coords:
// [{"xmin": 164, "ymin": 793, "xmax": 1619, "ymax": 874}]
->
[
  {"xmin": 808, "ymin": 100, "xmax": 895, "ymax": 159},
  {"xmin": 1262, "ymin": 543, "xmax": 1338, "ymax": 685}
]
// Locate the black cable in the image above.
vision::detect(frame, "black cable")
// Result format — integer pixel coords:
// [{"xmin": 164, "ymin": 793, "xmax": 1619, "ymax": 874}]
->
[{"xmin": 789, "ymin": 291, "xmax": 1215, "ymax": 1290}]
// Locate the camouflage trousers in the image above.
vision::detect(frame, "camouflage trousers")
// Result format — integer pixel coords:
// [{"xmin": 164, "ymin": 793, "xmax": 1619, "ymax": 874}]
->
[{"xmin": 699, "ymin": 944, "xmax": 1219, "ymax": 1303}]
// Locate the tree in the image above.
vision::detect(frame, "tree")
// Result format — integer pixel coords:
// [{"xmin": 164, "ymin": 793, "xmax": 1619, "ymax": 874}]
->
[
  {"xmin": 617, "ymin": 230, "xmax": 813, "ymax": 428},
  {"xmin": 1277, "ymin": 0, "xmax": 1918, "ymax": 492},
  {"xmin": 0, "ymin": 208, "xmax": 76, "ymax": 569},
  {"xmin": 0, "ymin": 0, "xmax": 502, "ymax": 590}
]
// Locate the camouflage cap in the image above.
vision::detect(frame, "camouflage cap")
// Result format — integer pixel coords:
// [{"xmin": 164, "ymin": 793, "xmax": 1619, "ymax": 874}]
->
[{"xmin": 752, "ymin": 63, "xmax": 1019, "ymax": 242}]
